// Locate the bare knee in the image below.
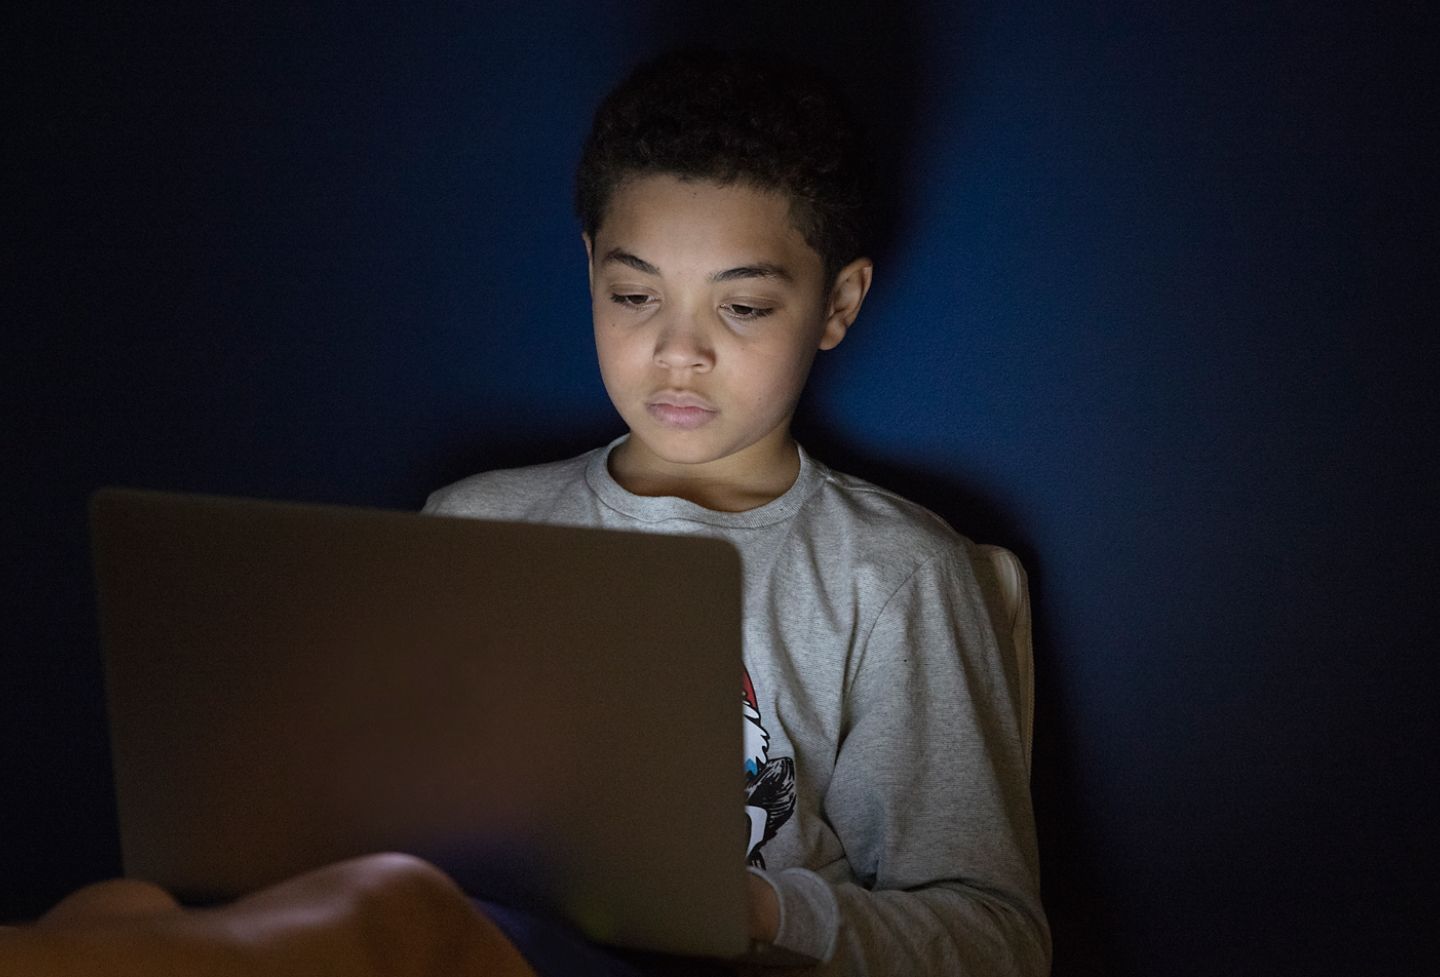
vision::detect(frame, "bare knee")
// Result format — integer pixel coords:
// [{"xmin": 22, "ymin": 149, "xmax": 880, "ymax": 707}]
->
[
  {"xmin": 332, "ymin": 854, "xmax": 480, "ymax": 974},
  {"xmin": 321, "ymin": 852, "xmax": 461, "ymax": 906},
  {"xmin": 343, "ymin": 855, "xmax": 534, "ymax": 977},
  {"xmin": 38, "ymin": 878, "xmax": 180, "ymax": 926},
  {"xmin": 343, "ymin": 852, "xmax": 470, "ymax": 924},
  {"xmin": 212, "ymin": 854, "xmax": 526, "ymax": 977}
]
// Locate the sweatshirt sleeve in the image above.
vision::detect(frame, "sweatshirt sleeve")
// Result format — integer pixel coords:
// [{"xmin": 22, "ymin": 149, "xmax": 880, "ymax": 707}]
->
[{"xmin": 750, "ymin": 546, "xmax": 1051, "ymax": 976}]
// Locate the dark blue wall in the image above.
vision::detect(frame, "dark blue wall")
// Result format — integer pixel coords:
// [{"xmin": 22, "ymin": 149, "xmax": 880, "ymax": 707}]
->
[{"xmin": 6, "ymin": 3, "xmax": 1434, "ymax": 973}]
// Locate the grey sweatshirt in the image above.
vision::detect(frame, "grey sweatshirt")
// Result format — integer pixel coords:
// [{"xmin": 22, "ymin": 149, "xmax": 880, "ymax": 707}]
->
[{"xmin": 424, "ymin": 439, "xmax": 1050, "ymax": 976}]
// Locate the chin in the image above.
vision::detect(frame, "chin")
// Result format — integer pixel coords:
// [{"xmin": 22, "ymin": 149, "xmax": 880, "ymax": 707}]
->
[
  {"xmin": 633, "ymin": 428, "xmax": 734, "ymax": 467},
  {"xmin": 651, "ymin": 442, "xmax": 731, "ymax": 467}
]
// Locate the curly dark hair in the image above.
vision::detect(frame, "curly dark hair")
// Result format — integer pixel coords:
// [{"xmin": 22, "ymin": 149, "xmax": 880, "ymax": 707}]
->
[{"xmin": 575, "ymin": 48, "xmax": 871, "ymax": 285}]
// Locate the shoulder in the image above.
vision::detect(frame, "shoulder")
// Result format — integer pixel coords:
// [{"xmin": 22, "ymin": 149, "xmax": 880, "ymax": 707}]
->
[
  {"xmin": 805, "ymin": 457, "xmax": 972, "ymax": 569},
  {"xmin": 422, "ymin": 449, "xmax": 598, "ymax": 520}
]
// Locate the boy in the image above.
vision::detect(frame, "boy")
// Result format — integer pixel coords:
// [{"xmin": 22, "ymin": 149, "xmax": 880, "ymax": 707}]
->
[
  {"xmin": 3, "ymin": 48, "xmax": 1047, "ymax": 977},
  {"xmin": 425, "ymin": 49, "xmax": 1050, "ymax": 975}
]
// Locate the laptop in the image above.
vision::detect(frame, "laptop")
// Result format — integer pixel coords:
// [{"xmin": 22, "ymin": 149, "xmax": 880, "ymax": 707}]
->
[{"xmin": 89, "ymin": 487, "xmax": 749, "ymax": 959}]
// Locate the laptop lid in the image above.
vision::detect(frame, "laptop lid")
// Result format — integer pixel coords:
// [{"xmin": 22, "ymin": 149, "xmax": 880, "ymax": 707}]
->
[{"xmin": 90, "ymin": 487, "xmax": 748, "ymax": 958}]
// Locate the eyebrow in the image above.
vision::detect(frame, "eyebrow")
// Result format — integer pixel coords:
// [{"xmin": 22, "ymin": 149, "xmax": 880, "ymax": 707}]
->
[
  {"xmin": 601, "ymin": 249, "xmax": 661, "ymax": 276},
  {"xmin": 600, "ymin": 248, "xmax": 794, "ymax": 284}
]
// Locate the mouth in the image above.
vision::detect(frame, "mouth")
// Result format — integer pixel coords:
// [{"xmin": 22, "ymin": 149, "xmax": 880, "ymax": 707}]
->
[{"xmin": 646, "ymin": 391, "xmax": 718, "ymax": 430}]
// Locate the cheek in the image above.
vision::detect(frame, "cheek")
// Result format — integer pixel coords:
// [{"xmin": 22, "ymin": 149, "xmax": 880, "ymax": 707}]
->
[
  {"xmin": 769, "ymin": 346, "xmax": 822, "ymax": 409},
  {"xmin": 593, "ymin": 322, "xmax": 647, "ymax": 377},
  {"xmin": 734, "ymin": 347, "xmax": 812, "ymax": 408},
  {"xmin": 760, "ymin": 338, "xmax": 818, "ymax": 381}
]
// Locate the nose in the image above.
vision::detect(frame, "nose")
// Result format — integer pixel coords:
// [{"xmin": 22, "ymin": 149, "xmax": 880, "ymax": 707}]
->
[{"xmin": 652, "ymin": 317, "xmax": 714, "ymax": 372}]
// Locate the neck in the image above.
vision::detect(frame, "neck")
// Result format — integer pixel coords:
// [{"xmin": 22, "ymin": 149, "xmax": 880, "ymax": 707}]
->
[{"xmin": 608, "ymin": 437, "xmax": 801, "ymax": 513}]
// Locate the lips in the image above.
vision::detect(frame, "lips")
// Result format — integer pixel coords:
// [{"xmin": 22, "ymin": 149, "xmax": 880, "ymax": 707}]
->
[
  {"xmin": 649, "ymin": 390, "xmax": 716, "ymax": 410},
  {"xmin": 646, "ymin": 390, "xmax": 717, "ymax": 430}
]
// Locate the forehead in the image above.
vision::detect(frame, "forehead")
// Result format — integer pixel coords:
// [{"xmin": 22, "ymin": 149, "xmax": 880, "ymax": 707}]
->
[{"xmin": 595, "ymin": 174, "xmax": 822, "ymax": 277}]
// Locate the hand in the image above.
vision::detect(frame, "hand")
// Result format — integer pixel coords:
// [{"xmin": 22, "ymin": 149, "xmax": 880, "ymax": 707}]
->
[{"xmin": 746, "ymin": 872, "xmax": 780, "ymax": 944}]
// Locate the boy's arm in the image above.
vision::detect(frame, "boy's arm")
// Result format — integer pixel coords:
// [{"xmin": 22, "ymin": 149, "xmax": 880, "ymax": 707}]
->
[{"xmin": 752, "ymin": 546, "xmax": 1051, "ymax": 976}]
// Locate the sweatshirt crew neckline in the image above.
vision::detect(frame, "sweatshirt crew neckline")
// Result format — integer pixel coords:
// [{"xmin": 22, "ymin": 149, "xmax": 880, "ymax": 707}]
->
[{"xmin": 584, "ymin": 436, "xmax": 825, "ymax": 529}]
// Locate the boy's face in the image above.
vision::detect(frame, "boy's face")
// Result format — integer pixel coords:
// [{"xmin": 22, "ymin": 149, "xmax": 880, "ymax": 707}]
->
[{"xmin": 585, "ymin": 174, "xmax": 869, "ymax": 500}]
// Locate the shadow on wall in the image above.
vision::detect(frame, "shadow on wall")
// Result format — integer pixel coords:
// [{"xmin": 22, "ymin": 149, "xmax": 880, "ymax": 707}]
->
[{"xmin": 641, "ymin": 0, "xmax": 941, "ymax": 269}]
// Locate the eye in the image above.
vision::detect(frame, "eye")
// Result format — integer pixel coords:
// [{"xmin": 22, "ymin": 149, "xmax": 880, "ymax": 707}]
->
[
  {"xmin": 609, "ymin": 293, "xmax": 654, "ymax": 310},
  {"xmin": 722, "ymin": 303, "xmax": 774, "ymax": 320}
]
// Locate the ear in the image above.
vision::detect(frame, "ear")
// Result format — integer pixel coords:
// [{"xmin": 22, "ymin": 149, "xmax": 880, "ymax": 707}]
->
[
  {"xmin": 582, "ymin": 233, "xmax": 595, "ymax": 294},
  {"xmin": 818, "ymin": 257, "xmax": 874, "ymax": 351}
]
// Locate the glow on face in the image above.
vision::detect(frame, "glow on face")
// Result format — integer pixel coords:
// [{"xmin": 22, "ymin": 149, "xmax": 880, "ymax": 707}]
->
[{"xmin": 587, "ymin": 175, "xmax": 838, "ymax": 482}]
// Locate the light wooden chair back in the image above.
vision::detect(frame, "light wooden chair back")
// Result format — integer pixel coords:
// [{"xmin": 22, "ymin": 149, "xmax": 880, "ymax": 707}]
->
[{"xmin": 976, "ymin": 544, "xmax": 1034, "ymax": 778}]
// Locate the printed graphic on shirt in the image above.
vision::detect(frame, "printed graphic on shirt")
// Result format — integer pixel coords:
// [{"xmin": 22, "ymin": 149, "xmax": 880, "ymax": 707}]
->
[{"xmin": 743, "ymin": 667, "xmax": 795, "ymax": 868}]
